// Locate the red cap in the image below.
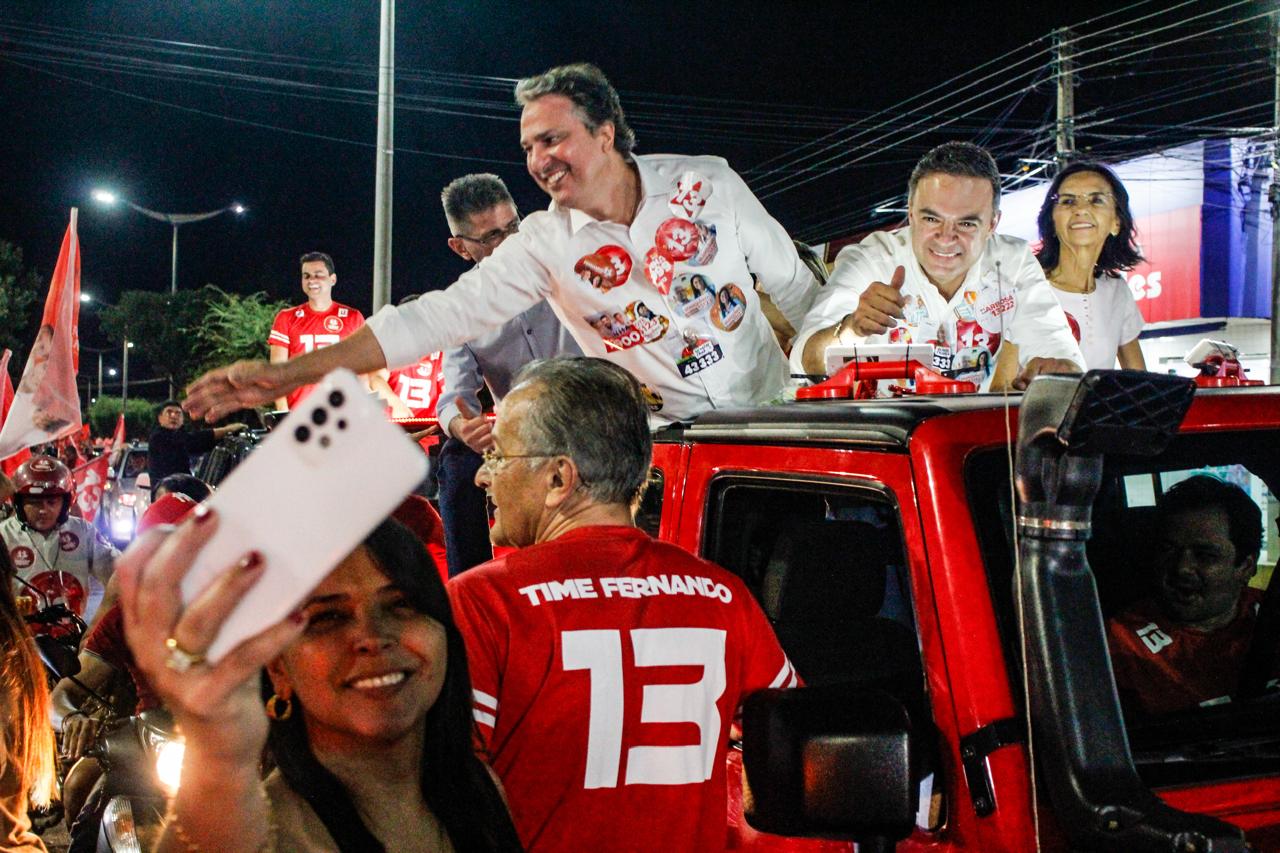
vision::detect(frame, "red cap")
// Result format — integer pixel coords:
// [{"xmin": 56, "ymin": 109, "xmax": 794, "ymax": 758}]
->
[{"xmin": 137, "ymin": 493, "xmax": 199, "ymax": 535}]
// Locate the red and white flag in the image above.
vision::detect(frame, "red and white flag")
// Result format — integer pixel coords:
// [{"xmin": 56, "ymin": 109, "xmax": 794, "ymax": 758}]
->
[
  {"xmin": 0, "ymin": 349, "xmax": 32, "ymax": 476},
  {"xmin": 0, "ymin": 209, "xmax": 82, "ymax": 461},
  {"xmin": 110, "ymin": 412, "xmax": 126, "ymax": 452},
  {"xmin": 71, "ymin": 454, "xmax": 109, "ymax": 523}
]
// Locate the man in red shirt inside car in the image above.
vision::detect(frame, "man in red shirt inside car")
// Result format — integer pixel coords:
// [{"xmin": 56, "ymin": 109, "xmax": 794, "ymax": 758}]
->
[
  {"xmin": 448, "ymin": 357, "xmax": 798, "ymax": 852},
  {"xmin": 1107, "ymin": 475, "xmax": 1275, "ymax": 715}
]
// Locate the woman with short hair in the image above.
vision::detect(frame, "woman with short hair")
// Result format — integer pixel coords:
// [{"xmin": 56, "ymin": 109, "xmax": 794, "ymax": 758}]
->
[{"xmin": 1035, "ymin": 161, "xmax": 1147, "ymax": 371}]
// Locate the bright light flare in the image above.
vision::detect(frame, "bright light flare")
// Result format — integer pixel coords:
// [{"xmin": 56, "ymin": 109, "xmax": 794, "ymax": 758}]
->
[
  {"xmin": 92, "ymin": 189, "xmax": 118, "ymax": 205},
  {"xmin": 231, "ymin": 203, "xmax": 246, "ymax": 214},
  {"xmin": 154, "ymin": 739, "xmax": 186, "ymax": 795},
  {"xmin": 79, "ymin": 293, "xmax": 92, "ymax": 303}
]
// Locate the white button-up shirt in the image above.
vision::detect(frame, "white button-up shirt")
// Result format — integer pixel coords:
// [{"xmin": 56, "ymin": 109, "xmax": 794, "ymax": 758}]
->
[
  {"xmin": 790, "ymin": 227, "xmax": 1083, "ymax": 389},
  {"xmin": 369, "ymin": 154, "xmax": 818, "ymax": 425}
]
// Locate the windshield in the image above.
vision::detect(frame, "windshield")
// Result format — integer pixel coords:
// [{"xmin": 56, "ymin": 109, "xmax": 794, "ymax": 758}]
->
[{"xmin": 966, "ymin": 430, "xmax": 1280, "ymax": 787}]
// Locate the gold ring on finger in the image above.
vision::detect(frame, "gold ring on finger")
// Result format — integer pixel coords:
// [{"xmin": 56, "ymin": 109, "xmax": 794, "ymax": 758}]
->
[{"xmin": 164, "ymin": 636, "xmax": 208, "ymax": 672}]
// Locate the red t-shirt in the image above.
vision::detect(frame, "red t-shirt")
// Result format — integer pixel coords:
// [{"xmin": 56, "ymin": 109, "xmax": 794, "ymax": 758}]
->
[
  {"xmin": 448, "ymin": 526, "xmax": 798, "ymax": 853},
  {"xmin": 386, "ymin": 353, "xmax": 446, "ymax": 419},
  {"xmin": 1106, "ymin": 588, "xmax": 1270, "ymax": 715},
  {"xmin": 267, "ymin": 302, "xmax": 365, "ymax": 409},
  {"xmin": 83, "ymin": 604, "xmax": 161, "ymax": 714}
]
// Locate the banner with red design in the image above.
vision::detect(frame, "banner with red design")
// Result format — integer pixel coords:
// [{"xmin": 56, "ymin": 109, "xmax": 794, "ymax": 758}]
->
[
  {"xmin": 0, "ymin": 209, "xmax": 82, "ymax": 461},
  {"xmin": 71, "ymin": 454, "xmax": 110, "ymax": 523}
]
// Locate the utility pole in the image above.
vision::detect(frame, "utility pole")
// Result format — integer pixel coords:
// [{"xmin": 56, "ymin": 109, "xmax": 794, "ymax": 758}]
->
[
  {"xmin": 372, "ymin": 0, "xmax": 395, "ymax": 313},
  {"xmin": 1270, "ymin": 12, "xmax": 1280, "ymax": 385},
  {"xmin": 1054, "ymin": 28, "xmax": 1076, "ymax": 166}
]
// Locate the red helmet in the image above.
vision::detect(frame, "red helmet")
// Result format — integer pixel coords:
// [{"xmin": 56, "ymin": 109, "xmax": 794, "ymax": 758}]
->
[{"xmin": 13, "ymin": 456, "xmax": 74, "ymax": 497}]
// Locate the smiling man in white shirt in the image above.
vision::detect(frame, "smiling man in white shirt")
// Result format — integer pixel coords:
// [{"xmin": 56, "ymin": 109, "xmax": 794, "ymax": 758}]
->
[
  {"xmin": 186, "ymin": 63, "xmax": 818, "ymax": 427},
  {"xmin": 792, "ymin": 142, "xmax": 1082, "ymax": 390}
]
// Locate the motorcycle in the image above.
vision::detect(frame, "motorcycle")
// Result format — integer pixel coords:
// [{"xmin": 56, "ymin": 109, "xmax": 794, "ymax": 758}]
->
[{"xmin": 35, "ymin": 633, "xmax": 183, "ymax": 853}]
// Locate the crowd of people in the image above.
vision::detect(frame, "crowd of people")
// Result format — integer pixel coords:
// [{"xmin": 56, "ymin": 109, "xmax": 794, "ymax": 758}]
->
[{"xmin": 0, "ymin": 59, "xmax": 1269, "ymax": 853}]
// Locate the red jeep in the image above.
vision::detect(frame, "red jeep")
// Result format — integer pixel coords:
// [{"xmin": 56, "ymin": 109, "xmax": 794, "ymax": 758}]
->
[{"xmin": 641, "ymin": 370, "xmax": 1280, "ymax": 851}]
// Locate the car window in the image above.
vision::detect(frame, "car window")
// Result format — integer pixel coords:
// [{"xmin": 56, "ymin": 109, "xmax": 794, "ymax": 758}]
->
[
  {"xmin": 967, "ymin": 431, "xmax": 1280, "ymax": 787},
  {"xmin": 122, "ymin": 451, "xmax": 148, "ymax": 479},
  {"xmin": 702, "ymin": 477, "xmax": 930, "ymax": 725},
  {"xmin": 633, "ymin": 466, "xmax": 663, "ymax": 538}
]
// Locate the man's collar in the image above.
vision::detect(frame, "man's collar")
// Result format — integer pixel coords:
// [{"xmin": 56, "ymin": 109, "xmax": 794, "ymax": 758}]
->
[{"xmin": 562, "ymin": 158, "xmax": 661, "ymax": 235}]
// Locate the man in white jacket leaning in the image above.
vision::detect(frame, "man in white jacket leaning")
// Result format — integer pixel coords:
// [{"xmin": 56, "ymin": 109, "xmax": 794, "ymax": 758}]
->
[{"xmin": 792, "ymin": 142, "xmax": 1083, "ymax": 391}]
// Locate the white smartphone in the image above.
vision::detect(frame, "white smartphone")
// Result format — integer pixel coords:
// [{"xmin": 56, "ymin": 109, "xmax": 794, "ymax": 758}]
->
[{"xmin": 180, "ymin": 369, "xmax": 428, "ymax": 662}]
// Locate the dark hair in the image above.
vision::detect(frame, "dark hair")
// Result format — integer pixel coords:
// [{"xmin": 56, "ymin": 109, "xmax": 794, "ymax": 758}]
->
[
  {"xmin": 441, "ymin": 174, "xmax": 516, "ymax": 231},
  {"xmin": 152, "ymin": 473, "xmax": 212, "ymax": 503},
  {"xmin": 1035, "ymin": 161, "xmax": 1144, "ymax": 277},
  {"xmin": 299, "ymin": 252, "xmax": 335, "ymax": 275},
  {"xmin": 515, "ymin": 63, "xmax": 636, "ymax": 156},
  {"xmin": 510, "ymin": 357, "xmax": 651, "ymax": 505},
  {"xmin": 264, "ymin": 519, "xmax": 521, "ymax": 852},
  {"xmin": 159, "ymin": 400, "xmax": 182, "ymax": 412},
  {"xmin": 908, "ymin": 142, "xmax": 1002, "ymax": 213},
  {"xmin": 1159, "ymin": 475, "xmax": 1263, "ymax": 566}
]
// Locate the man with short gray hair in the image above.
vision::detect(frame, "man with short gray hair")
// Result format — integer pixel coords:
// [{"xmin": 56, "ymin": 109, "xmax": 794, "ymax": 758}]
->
[
  {"xmin": 447, "ymin": 356, "xmax": 798, "ymax": 852},
  {"xmin": 185, "ymin": 63, "xmax": 818, "ymax": 429},
  {"xmin": 435, "ymin": 173, "xmax": 580, "ymax": 576},
  {"xmin": 792, "ymin": 141, "xmax": 1082, "ymax": 390}
]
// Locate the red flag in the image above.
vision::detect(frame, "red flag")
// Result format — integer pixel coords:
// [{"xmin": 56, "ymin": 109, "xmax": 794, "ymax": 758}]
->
[
  {"xmin": 71, "ymin": 454, "xmax": 110, "ymax": 523},
  {"xmin": 0, "ymin": 350, "xmax": 31, "ymax": 476},
  {"xmin": 110, "ymin": 412, "xmax": 126, "ymax": 454},
  {"xmin": 0, "ymin": 209, "xmax": 82, "ymax": 460}
]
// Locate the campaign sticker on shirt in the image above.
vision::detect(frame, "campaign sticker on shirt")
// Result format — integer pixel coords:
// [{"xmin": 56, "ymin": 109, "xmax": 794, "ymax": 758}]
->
[
  {"xmin": 323, "ymin": 315, "xmax": 344, "ymax": 334},
  {"xmin": 711, "ymin": 283, "xmax": 747, "ymax": 332},
  {"xmin": 574, "ymin": 247, "xmax": 629, "ymax": 293},
  {"xmin": 889, "ymin": 324, "xmax": 914, "ymax": 344},
  {"xmin": 643, "ymin": 247, "xmax": 675, "ymax": 294},
  {"xmin": 584, "ymin": 304, "xmax": 669, "ymax": 353},
  {"xmin": 903, "ymin": 295, "xmax": 930, "ymax": 327},
  {"xmin": 975, "ymin": 278, "xmax": 1017, "ymax": 334},
  {"xmin": 689, "ymin": 221, "xmax": 718, "ymax": 266},
  {"xmin": 671, "ymin": 273, "xmax": 716, "ymax": 317},
  {"xmin": 655, "ymin": 217, "xmax": 700, "ymax": 262},
  {"xmin": 639, "ymin": 383, "xmax": 664, "ymax": 413},
  {"xmin": 676, "ymin": 327, "xmax": 725, "ymax": 378},
  {"xmin": 931, "ymin": 345, "xmax": 954, "ymax": 373},
  {"xmin": 10, "ymin": 546, "xmax": 34, "ymax": 570},
  {"xmin": 669, "ymin": 171, "xmax": 713, "ymax": 218},
  {"xmin": 28, "ymin": 570, "xmax": 86, "ymax": 616},
  {"xmin": 1063, "ymin": 310, "xmax": 1082, "ymax": 342},
  {"xmin": 626, "ymin": 301, "xmax": 671, "ymax": 342},
  {"xmin": 58, "ymin": 530, "xmax": 80, "ymax": 552}
]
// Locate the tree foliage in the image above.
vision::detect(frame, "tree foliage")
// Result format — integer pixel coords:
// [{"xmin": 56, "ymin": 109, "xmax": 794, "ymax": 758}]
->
[
  {"xmin": 0, "ymin": 241, "xmax": 43, "ymax": 370},
  {"xmin": 188, "ymin": 286, "xmax": 286, "ymax": 375},
  {"xmin": 99, "ymin": 289, "xmax": 213, "ymax": 391},
  {"xmin": 86, "ymin": 395, "xmax": 158, "ymax": 441}
]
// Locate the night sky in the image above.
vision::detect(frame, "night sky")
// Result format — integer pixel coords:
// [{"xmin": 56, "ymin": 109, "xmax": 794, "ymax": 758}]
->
[{"xmin": 0, "ymin": 1, "xmax": 1272, "ymax": 379}]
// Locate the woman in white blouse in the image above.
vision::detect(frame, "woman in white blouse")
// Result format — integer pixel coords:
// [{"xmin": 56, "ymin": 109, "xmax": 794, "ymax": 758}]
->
[{"xmin": 1035, "ymin": 162, "xmax": 1147, "ymax": 370}]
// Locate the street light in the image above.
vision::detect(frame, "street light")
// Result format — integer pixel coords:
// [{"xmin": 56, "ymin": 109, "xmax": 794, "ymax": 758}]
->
[{"xmin": 90, "ymin": 188, "xmax": 247, "ymax": 294}]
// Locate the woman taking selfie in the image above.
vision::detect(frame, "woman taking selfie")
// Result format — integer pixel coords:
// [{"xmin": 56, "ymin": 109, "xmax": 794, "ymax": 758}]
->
[
  {"xmin": 1, "ymin": 548, "xmax": 56, "ymax": 853},
  {"xmin": 118, "ymin": 512, "xmax": 522, "ymax": 852},
  {"xmin": 1035, "ymin": 161, "xmax": 1147, "ymax": 371}
]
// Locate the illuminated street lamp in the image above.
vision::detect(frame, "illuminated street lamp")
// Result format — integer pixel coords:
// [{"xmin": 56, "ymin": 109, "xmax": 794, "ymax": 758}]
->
[{"xmin": 91, "ymin": 189, "xmax": 247, "ymax": 294}]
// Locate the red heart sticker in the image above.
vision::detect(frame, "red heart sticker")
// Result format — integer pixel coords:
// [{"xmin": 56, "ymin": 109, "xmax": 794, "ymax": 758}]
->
[
  {"xmin": 654, "ymin": 217, "xmax": 700, "ymax": 262},
  {"xmin": 643, "ymin": 247, "xmax": 675, "ymax": 294},
  {"xmin": 596, "ymin": 244, "xmax": 633, "ymax": 284}
]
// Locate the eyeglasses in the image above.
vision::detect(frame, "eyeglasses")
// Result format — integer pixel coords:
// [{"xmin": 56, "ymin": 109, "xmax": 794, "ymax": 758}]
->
[
  {"xmin": 1052, "ymin": 192, "xmax": 1114, "ymax": 209},
  {"xmin": 454, "ymin": 218, "xmax": 521, "ymax": 249},
  {"xmin": 479, "ymin": 447, "xmax": 554, "ymax": 474}
]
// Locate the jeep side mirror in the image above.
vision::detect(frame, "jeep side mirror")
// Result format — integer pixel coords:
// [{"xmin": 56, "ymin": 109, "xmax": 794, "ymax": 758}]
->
[{"xmin": 742, "ymin": 685, "xmax": 917, "ymax": 845}]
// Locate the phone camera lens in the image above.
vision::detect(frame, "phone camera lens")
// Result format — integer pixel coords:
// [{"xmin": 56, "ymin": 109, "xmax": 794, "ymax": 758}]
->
[
  {"xmin": 294, "ymin": 425, "xmax": 311, "ymax": 443},
  {"xmin": 337, "ymin": 419, "xmax": 348, "ymax": 430},
  {"xmin": 329, "ymin": 390, "xmax": 345, "ymax": 408},
  {"xmin": 311, "ymin": 408, "xmax": 328, "ymax": 426},
  {"xmin": 319, "ymin": 435, "xmax": 331, "ymax": 448}
]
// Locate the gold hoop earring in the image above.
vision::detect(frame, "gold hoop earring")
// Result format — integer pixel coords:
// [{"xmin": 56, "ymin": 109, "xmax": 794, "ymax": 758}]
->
[{"xmin": 265, "ymin": 693, "xmax": 293, "ymax": 721}]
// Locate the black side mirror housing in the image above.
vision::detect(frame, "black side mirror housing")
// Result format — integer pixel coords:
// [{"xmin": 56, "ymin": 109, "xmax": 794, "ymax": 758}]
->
[
  {"xmin": 35, "ymin": 633, "xmax": 81, "ymax": 680},
  {"xmin": 742, "ymin": 685, "xmax": 918, "ymax": 843}
]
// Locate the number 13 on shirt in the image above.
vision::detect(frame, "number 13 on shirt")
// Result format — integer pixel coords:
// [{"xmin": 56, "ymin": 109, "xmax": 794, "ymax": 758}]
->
[{"xmin": 562, "ymin": 627, "xmax": 727, "ymax": 789}]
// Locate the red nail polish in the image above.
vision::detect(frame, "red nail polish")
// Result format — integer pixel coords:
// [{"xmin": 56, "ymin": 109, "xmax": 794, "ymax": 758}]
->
[
  {"xmin": 239, "ymin": 551, "xmax": 264, "ymax": 572},
  {"xmin": 193, "ymin": 504, "xmax": 214, "ymax": 524},
  {"xmin": 289, "ymin": 609, "xmax": 306, "ymax": 625}
]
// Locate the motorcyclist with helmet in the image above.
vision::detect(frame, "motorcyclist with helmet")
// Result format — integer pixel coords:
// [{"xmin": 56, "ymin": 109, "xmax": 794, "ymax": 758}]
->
[{"xmin": 0, "ymin": 455, "xmax": 119, "ymax": 633}]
